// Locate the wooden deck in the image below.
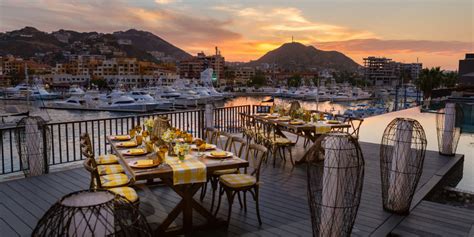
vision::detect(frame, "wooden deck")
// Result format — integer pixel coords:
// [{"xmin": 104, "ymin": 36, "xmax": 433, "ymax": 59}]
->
[{"xmin": 0, "ymin": 138, "xmax": 471, "ymax": 236}]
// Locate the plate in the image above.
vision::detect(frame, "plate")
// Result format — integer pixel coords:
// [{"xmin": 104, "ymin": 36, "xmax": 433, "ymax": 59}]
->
[
  {"xmin": 255, "ymin": 113, "xmax": 268, "ymax": 116},
  {"xmin": 111, "ymin": 135, "xmax": 131, "ymax": 141},
  {"xmin": 289, "ymin": 120, "xmax": 305, "ymax": 125},
  {"xmin": 207, "ymin": 151, "xmax": 233, "ymax": 159},
  {"xmin": 191, "ymin": 144, "xmax": 216, "ymax": 150},
  {"xmin": 277, "ymin": 116, "xmax": 291, "ymax": 121},
  {"xmin": 122, "ymin": 148, "xmax": 148, "ymax": 156},
  {"xmin": 116, "ymin": 141, "xmax": 138, "ymax": 148},
  {"xmin": 128, "ymin": 160, "xmax": 159, "ymax": 168}
]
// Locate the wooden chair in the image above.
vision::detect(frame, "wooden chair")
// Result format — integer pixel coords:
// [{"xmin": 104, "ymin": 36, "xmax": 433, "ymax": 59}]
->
[
  {"xmin": 80, "ymin": 133, "xmax": 120, "ymax": 165},
  {"xmin": 83, "ymin": 158, "xmax": 139, "ymax": 206},
  {"xmin": 240, "ymin": 113, "xmax": 256, "ymax": 144},
  {"xmin": 214, "ymin": 144, "xmax": 268, "ymax": 225},
  {"xmin": 260, "ymin": 120, "xmax": 296, "ymax": 167}
]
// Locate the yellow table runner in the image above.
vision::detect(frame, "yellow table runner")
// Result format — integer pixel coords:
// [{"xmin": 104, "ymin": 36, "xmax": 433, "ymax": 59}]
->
[
  {"xmin": 166, "ymin": 155, "xmax": 207, "ymax": 185},
  {"xmin": 315, "ymin": 124, "xmax": 332, "ymax": 134}
]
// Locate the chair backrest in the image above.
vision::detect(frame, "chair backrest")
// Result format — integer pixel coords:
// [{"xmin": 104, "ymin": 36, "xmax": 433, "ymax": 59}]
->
[
  {"xmin": 83, "ymin": 158, "xmax": 102, "ymax": 189},
  {"xmin": 346, "ymin": 117, "xmax": 364, "ymax": 139},
  {"xmin": 218, "ymin": 131, "xmax": 233, "ymax": 150},
  {"xmin": 244, "ymin": 144, "xmax": 268, "ymax": 183},
  {"xmin": 227, "ymin": 136, "xmax": 247, "ymax": 158},
  {"xmin": 204, "ymin": 127, "xmax": 218, "ymax": 144},
  {"xmin": 289, "ymin": 101, "xmax": 301, "ymax": 114},
  {"xmin": 80, "ymin": 133, "xmax": 92, "ymax": 151},
  {"xmin": 152, "ymin": 116, "xmax": 172, "ymax": 142}
]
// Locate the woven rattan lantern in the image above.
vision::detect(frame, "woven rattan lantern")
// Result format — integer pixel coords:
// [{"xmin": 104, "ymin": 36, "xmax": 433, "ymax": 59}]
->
[
  {"xmin": 380, "ymin": 118, "xmax": 427, "ymax": 215},
  {"xmin": 33, "ymin": 190, "xmax": 151, "ymax": 237},
  {"xmin": 436, "ymin": 103, "xmax": 463, "ymax": 156},
  {"xmin": 15, "ymin": 116, "xmax": 51, "ymax": 177},
  {"xmin": 307, "ymin": 132, "xmax": 365, "ymax": 237}
]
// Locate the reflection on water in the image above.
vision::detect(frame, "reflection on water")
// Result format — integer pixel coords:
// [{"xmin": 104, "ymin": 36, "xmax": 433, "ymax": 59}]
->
[{"xmin": 359, "ymin": 107, "xmax": 474, "ymax": 191}]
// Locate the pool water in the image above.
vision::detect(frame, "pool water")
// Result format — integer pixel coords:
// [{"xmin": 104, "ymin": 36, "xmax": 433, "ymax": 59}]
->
[{"xmin": 358, "ymin": 107, "xmax": 474, "ymax": 191}]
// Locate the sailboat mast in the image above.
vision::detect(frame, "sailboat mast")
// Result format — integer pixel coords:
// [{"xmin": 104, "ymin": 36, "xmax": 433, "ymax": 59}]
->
[{"xmin": 25, "ymin": 63, "xmax": 30, "ymax": 106}]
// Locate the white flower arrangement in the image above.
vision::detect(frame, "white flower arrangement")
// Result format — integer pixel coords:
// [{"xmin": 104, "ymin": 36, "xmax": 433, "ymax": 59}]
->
[
  {"xmin": 162, "ymin": 129, "xmax": 176, "ymax": 143},
  {"xmin": 174, "ymin": 142, "xmax": 190, "ymax": 156},
  {"xmin": 144, "ymin": 118, "xmax": 154, "ymax": 132}
]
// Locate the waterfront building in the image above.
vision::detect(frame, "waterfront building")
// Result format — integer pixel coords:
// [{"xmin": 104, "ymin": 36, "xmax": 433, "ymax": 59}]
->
[
  {"xmin": 459, "ymin": 53, "xmax": 474, "ymax": 86},
  {"xmin": 363, "ymin": 57, "xmax": 400, "ymax": 87},
  {"xmin": 178, "ymin": 50, "xmax": 224, "ymax": 82},
  {"xmin": 364, "ymin": 56, "xmax": 422, "ymax": 86}
]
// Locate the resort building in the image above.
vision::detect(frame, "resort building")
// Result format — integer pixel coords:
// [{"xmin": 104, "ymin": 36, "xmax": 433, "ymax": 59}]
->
[
  {"xmin": 363, "ymin": 57, "xmax": 401, "ymax": 87},
  {"xmin": 178, "ymin": 51, "xmax": 225, "ymax": 81},
  {"xmin": 459, "ymin": 53, "xmax": 474, "ymax": 86}
]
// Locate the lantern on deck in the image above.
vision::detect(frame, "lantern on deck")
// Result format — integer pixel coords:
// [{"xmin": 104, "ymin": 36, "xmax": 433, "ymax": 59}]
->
[
  {"xmin": 380, "ymin": 118, "xmax": 427, "ymax": 215},
  {"xmin": 33, "ymin": 190, "xmax": 151, "ymax": 237},
  {"xmin": 15, "ymin": 116, "xmax": 51, "ymax": 177},
  {"xmin": 306, "ymin": 132, "xmax": 365, "ymax": 237},
  {"xmin": 436, "ymin": 103, "xmax": 463, "ymax": 156}
]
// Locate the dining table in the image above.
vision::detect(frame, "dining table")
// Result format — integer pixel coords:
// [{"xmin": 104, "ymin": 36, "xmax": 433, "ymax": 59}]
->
[
  {"xmin": 107, "ymin": 136, "xmax": 249, "ymax": 236},
  {"xmin": 250, "ymin": 113, "xmax": 351, "ymax": 164}
]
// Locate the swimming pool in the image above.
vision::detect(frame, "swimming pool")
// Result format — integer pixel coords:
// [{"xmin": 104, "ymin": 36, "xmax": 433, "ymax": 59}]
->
[{"xmin": 359, "ymin": 107, "xmax": 474, "ymax": 192}]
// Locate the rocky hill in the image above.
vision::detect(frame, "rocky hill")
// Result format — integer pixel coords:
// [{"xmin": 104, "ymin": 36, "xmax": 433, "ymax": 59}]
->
[{"xmin": 249, "ymin": 42, "xmax": 360, "ymax": 72}]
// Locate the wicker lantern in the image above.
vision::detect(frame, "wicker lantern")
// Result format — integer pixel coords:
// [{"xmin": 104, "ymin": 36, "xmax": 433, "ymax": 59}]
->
[
  {"xmin": 380, "ymin": 118, "xmax": 427, "ymax": 215},
  {"xmin": 307, "ymin": 132, "xmax": 365, "ymax": 237},
  {"xmin": 15, "ymin": 116, "xmax": 51, "ymax": 177},
  {"xmin": 33, "ymin": 190, "xmax": 151, "ymax": 237},
  {"xmin": 436, "ymin": 103, "xmax": 463, "ymax": 156}
]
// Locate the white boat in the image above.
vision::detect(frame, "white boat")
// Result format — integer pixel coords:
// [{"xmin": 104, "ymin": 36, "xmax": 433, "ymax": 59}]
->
[
  {"xmin": 332, "ymin": 92, "xmax": 355, "ymax": 102},
  {"xmin": 352, "ymin": 87, "xmax": 372, "ymax": 100},
  {"xmin": 49, "ymin": 97, "xmax": 89, "ymax": 109},
  {"xmin": 128, "ymin": 90, "xmax": 174, "ymax": 111},
  {"xmin": 67, "ymin": 85, "xmax": 85, "ymax": 97},
  {"xmin": 4, "ymin": 83, "xmax": 60, "ymax": 100},
  {"xmin": 99, "ymin": 95, "xmax": 156, "ymax": 112}
]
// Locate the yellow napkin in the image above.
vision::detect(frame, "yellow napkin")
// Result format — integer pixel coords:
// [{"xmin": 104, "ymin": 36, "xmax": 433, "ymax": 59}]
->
[
  {"xmin": 135, "ymin": 160, "xmax": 154, "ymax": 167},
  {"xmin": 211, "ymin": 151, "xmax": 228, "ymax": 157},
  {"xmin": 113, "ymin": 135, "xmax": 130, "ymax": 140},
  {"xmin": 118, "ymin": 141, "xmax": 137, "ymax": 147},
  {"xmin": 290, "ymin": 120, "xmax": 304, "ymax": 125},
  {"xmin": 128, "ymin": 148, "xmax": 145, "ymax": 155},
  {"xmin": 327, "ymin": 120, "xmax": 340, "ymax": 124},
  {"xmin": 315, "ymin": 125, "xmax": 332, "ymax": 134}
]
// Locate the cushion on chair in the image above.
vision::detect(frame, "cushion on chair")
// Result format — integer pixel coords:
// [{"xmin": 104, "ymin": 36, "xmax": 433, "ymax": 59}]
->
[
  {"xmin": 99, "ymin": 173, "xmax": 130, "ymax": 188},
  {"xmin": 271, "ymin": 137, "xmax": 294, "ymax": 145},
  {"xmin": 98, "ymin": 164, "xmax": 124, "ymax": 175},
  {"xmin": 97, "ymin": 154, "xmax": 119, "ymax": 165},
  {"xmin": 108, "ymin": 187, "xmax": 138, "ymax": 203},
  {"xmin": 219, "ymin": 174, "xmax": 256, "ymax": 188},
  {"xmin": 213, "ymin": 168, "xmax": 238, "ymax": 176}
]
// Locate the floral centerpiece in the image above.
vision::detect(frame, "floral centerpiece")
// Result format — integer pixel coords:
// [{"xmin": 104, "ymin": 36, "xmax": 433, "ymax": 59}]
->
[
  {"xmin": 291, "ymin": 107, "xmax": 306, "ymax": 120},
  {"xmin": 144, "ymin": 118, "xmax": 154, "ymax": 134},
  {"xmin": 174, "ymin": 142, "xmax": 190, "ymax": 161},
  {"xmin": 162, "ymin": 128, "xmax": 177, "ymax": 156}
]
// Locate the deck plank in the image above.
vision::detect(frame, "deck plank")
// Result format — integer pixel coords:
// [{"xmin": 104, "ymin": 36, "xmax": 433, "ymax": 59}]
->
[{"xmin": 0, "ymin": 141, "xmax": 466, "ymax": 236}]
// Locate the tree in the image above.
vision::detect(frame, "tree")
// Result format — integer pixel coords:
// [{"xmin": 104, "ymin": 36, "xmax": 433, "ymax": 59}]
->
[
  {"xmin": 287, "ymin": 74, "xmax": 302, "ymax": 88},
  {"xmin": 442, "ymin": 71, "xmax": 457, "ymax": 88},
  {"xmin": 90, "ymin": 78, "xmax": 107, "ymax": 89},
  {"xmin": 248, "ymin": 70, "xmax": 266, "ymax": 88},
  {"xmin": 415, "ymin": 67, "xmax": 443, "ymax": 99}
]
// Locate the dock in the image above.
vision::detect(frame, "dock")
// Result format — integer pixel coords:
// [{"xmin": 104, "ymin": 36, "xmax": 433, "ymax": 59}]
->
[{"xmin": 0, "ymin": 138, "xmax": 471, "ymax": 236}]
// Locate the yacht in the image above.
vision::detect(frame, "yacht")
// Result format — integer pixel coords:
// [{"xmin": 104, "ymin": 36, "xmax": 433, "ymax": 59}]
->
[
  {"xmin": 67, "ymin": 85, "xmax": 85, "ymax": 97},
  {"xmin": 4, "ymin": 83, "xmax": 60, "ymax": 100},
  {"xmin": 99, "ymin": 95, "xmax": 156, "ymax": 112},
  {"xmin": 332, "ymin": 92, "xmax": 354, "ymax": 102},
  {"xmin": 49, "ymin": 97, "xmax": 89, "ymax": 109},
  {"xmin": 352, "ymin": 87, "xmax": 372, "ymax": 100},
  {"xmin": 128, "ymin": 90, "xmax": 174, "ymax": 111}
]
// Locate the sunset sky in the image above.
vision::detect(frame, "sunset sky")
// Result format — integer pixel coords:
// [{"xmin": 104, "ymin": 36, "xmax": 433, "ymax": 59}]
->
[{"xmin": 0, "ymin": 0, "xmax": 472, "ymax": 69}]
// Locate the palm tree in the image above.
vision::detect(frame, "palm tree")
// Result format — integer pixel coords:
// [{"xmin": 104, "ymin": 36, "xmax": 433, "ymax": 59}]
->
[
  {"xmin": 415, "ymin": 67, "xmax": 443, "ymax": 99},
  {"xmin": 442, "ymin": 71, "xmax": 458, "ymax": 88}
]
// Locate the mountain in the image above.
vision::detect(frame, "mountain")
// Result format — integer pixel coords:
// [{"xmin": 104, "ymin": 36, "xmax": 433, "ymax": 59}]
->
[
  {"xmin": 249, "ymin": 42, "xmax": 360, "ymax": 72},
  {"xmin": 0, "ymin": 27, "xmax": 64, "ymax": 57},
  {"xmin": 113, "ymin": 29, "xmax": 190, "ymax": 60},
  {"xmin": 0, "ymin": 27, "xmax": 191, "ymax": 63}
]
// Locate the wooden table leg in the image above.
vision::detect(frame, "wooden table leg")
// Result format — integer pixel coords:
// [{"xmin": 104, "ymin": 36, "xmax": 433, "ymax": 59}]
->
[{"xmin": 157, "ymin": 180, "xmax": 224, "ymax": 235}]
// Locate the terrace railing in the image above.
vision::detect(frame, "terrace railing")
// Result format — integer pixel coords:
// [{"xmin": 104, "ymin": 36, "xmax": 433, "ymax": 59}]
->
[{"xmin": 0, "ymin": 105, "xmax": 261, "ymax": 175}]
